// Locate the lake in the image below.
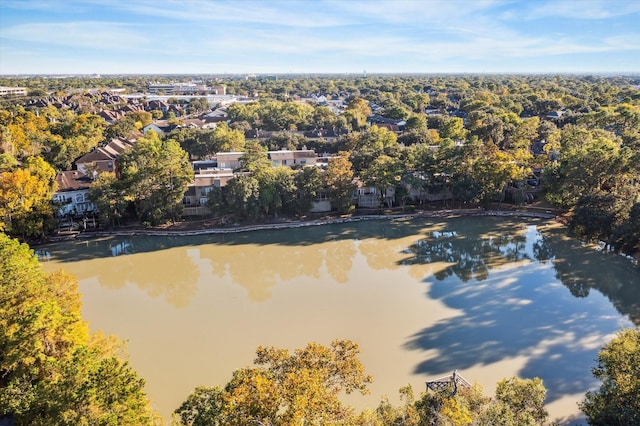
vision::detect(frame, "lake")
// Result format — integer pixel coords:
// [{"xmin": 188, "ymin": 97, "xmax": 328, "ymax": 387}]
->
[{"xmin": 39, "ymin": 216, "xmax": 640, "ymax": 425}]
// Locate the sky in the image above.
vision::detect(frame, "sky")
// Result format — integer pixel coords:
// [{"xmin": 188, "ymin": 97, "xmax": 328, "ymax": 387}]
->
[{"xmin": 1, "ymin": 0, "xmax": 639, "ymax": 75}]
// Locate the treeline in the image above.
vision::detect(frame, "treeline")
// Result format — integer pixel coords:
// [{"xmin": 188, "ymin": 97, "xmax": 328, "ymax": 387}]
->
[{"xmin": 1, "ymin": 75, "xmax": 639, "ymax": 255}]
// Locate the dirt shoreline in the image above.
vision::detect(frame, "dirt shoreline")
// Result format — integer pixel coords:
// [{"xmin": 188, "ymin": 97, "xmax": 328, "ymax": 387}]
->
[{"xmin": 65, "ymin": 209, "xmax": 558, "ymax": 239}]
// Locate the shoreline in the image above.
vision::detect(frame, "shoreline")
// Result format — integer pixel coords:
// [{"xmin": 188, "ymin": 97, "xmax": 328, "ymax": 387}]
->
[{"xmin": 68, "ymin": 209, "xmax": 558, "ymax": 239}]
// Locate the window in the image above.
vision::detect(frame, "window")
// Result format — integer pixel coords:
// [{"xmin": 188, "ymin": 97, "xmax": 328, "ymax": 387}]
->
[
  {"xmin": 199, "ymin": 197, "xmax": 208, "ymax": 205},
  {"xmin": 76, "ymin": 194, "xmax": 84, "ymax": 203}
]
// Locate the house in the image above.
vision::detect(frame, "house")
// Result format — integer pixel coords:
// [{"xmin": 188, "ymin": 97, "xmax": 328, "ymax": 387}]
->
[
  {"xmin": 353, "ymin": 179, "xmax": 395, "ymax": 208},
  {"xmin": 75, "ymin": 137, "xmax": 135, "ymax": 176},
  {"xmin": 97, "ymin": 109, "xmax": 123, "ymax": 124},
  {"xmin": 310, "ymin": 190, "xmax": 331, "ymax": 213},
  {"xmin": 142, "ymin": 122, "xmax": 178, "ymax": 135},
  {"xmin": 545, "ymin": 110, "xmax": 564, "ymax": 120},
  {"xmin": 53, "ymin": 171, "xmax": 96, "ymax": 217},
  {"xmin": 267, "ymin": 149, "xmax": 317, "ymax": 167},
  {"xmin": 147, "ymin": 100, "xmax": 169, "ymax": 113},
  {"xmin": 182, "ymin": 168, "xmax": 236, "ymax": 216},
  {"xmin": 216, "ymin": 151, "xmax": 245, "ymax": 170},
  {"xmin": 202, "ymin": 108, "xmax": 228, "ymax": 123}
]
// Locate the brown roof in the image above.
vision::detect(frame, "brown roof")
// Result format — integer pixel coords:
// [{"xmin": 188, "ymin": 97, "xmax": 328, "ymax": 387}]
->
[
  {"xmin": 76, "ymin": 148, "xmax": 115, "ymax": 164},
  {"xmin": 55, "ymin": 170, "xmax": 93, "ymax": 192}
]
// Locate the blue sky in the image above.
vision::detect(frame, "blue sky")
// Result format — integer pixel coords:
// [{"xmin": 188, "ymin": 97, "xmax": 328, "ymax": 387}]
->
[{"xmin": 1, "ymin": 0, "xmax": 639, "ymax": 75}]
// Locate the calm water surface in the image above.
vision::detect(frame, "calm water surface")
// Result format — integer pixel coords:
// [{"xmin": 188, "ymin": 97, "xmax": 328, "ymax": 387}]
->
[{"xmin": 39, "ymin": 216, "xmax": 640, "ymax": 424}]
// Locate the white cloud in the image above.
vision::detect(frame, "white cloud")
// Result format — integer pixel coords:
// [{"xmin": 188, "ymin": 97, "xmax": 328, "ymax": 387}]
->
[
  {"xmin": 2, "ymin": 21, "xmax": 149, "ymax": 50},
  {"xmin": 519, "ymin": 0, "xmax": 640, "ymax": 20},
  {"xmin": 86, "ymin": 0, "xmax": 351, "ymax": 28}
]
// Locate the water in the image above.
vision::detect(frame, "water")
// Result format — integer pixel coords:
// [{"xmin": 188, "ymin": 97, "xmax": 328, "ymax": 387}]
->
[{"xmin": 39, "ymin": 216, "xmax": 640, "ymax": 425}]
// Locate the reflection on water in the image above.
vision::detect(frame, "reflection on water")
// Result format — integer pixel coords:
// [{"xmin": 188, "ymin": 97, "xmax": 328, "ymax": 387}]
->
[{"xmin": 39, "ymin": 217, "xmax": 640, "ymax": 424}]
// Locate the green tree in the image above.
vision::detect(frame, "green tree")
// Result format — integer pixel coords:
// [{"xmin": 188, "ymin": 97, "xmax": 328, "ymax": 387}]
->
[
  {"xmin": 224, "ymin": 175, "xmax": 261, "ymax": 221},
  {"xmin": 88, "ymin": 172, "xmax": 126, "ymax": 228},
  {"xmin": 362, "ymin": 155, "xmax": 402, "ymax": 208},
  {"xmin": 118, "ymin": 131, "xmax": 193, "ymax": 225},
  {"xmin": 580, "ymin": 328, "xmax": 640, "ymax": 426},
  {"xmin": 237, "ymin": 140, "xmax": 270, "ymax": 173},
  {"xmin": 439, "ymin": 117, "xmax": 468, "ymax": 141},
  {"xmin": 173, "ymin": 386, "xmax": 225, "ymax": 426},
  {"xmin": 471, "ymin": 142, "xmax": 521, "ymax": 206},
  {"xmin": 543, "ymin": 128, "xmax": 625, "ymax": 208},
  {"xmin": 346, "ymin": 125, "xmax": 399, "ymax": 173},
  {"xmin": 294, "ymin": 166, "xmax": 323, "ymax": 216},
  {"xmin": 212, "ymin": 122, "xmax": 245, "ymax": 153},
  {"xmin": 479, "ymin": 377, "xmax": 548, "ymax": 426},
  {"xmin": 255, "ymin": 166, "xmax": 296, "ymax": 218},
  {"xmin": 205, "ymin": 185, "xmax": 226, "ymax": 218},
  {"xmin": 405, "ymin": 114, "xmax": 427, "ymax": 132}
]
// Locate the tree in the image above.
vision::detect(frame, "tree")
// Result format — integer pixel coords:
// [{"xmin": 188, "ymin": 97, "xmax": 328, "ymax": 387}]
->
[
  {"xmin": 205, "ymin": 185, "xmax": 226, "ymax": 218},
  {"xmin": 324, "ymin": 152, "xmax": 354, "ymax": 214},
  {"xmin": 224, "ymin": 175, "xmax": 260, "ymax": 221},
  {"xmin": 415, "ymin": 383, "xmax": 489, "ymax": 426},
  {"xmin": 237, "ymin": 140, "xmax": 270, "ymax": 173},
  {"xmin": 471, "ymin": 142, "xmax": 521, "ymax": 207},
  {"xmin": 118, "ymin": 131, "xmax": 193, "ymax": 225},
  {"xmin": 212, "ymin": 122, "xmax": 245, "ymax": 153},
  {"xmin": 88, "ymin": 172, "xmax": 126, "ymax": 228},
  {"xmin": 0, "ymin": 233, "xmax": 155, "ymax": 425},
  {"xmin": 580, "ymin": 328, "xmax": 640, "ymax": 426},
  {"xmin": 362, "ymin": 155, "xmax": 402, "ymax": 208},
  {"xmin": 347, "ymin": 125, "xmax": 399, "ymax": 173},
  {"xmin": 374, "ymin": 385, "xmax": 420, "ymax": 426},
  {"xmin": 104, "ymin": 115, "xmax": 137, "ymax": 140},
  {"xmin": 0, "ymin": 157, "xmax": 57, "ymax": 238},
  {"xmin": 344, "ymin": 97, "xmax": 371, "ymax": 130},
  {"xmin": 570, "ymin": 191, "xmax": 631, "ymax": 248},
  {"xmin": 294, "ymin": 166, "xmax": 323, "ymax": 216},
  {"xmin": 543, "ymin": 128, "xmax": 624, "ymax": 208},
  {"xmin": 173, "ymin": 386, "xmax": 225, "ymax": 426},
  {"xmin": 439, "ymin": 117, "xmax": 467, "ymax": 141},
  {"xmin": 47, "ymin": 113, "xmax": 105, "ymax": 170},
  {"xmin": 255, "ymin": 166, "xmax": 296, "ymax": 218},
  {"xmin": 481, "ymin": 377, "xmax": 548, "ymax": 426},
  {"xmin": 174, "ymin": 340, "xmax": 372, "ymax": 426},
  {"xmin": 405, "ymin": 114, "xmax": 427, "ymax": 132}
]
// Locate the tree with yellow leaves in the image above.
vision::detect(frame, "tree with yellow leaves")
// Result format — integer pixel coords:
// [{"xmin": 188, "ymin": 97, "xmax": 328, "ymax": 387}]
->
[
  {"xmin": 175, "ymin": 340, "xmax": 372, "ymax": 426},
  {"xmin": 0, "ymin": 233, "xmax": 157, "ymax": 425}
]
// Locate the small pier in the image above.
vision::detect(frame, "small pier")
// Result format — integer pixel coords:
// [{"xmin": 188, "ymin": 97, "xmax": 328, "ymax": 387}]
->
[{"xmin": 426, "ymin": 370, "xmax": 471, "ymax": 393}]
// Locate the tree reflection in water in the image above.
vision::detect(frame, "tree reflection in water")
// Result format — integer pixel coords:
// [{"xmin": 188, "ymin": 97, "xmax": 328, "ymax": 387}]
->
[{"xmin": 400, "ymin": 217, "xmax": 640, "ymax": 405}]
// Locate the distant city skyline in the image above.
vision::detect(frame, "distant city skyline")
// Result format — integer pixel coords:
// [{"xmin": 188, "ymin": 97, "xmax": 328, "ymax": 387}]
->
[{"xmin": 1, "ymin": 0, "xmax": 639, "ymax": 75}]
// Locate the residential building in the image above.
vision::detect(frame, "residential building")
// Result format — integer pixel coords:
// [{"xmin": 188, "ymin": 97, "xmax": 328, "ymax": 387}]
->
[
  {"xmin": 53, "ymin": 171, "xmax": 96, "ymax": 217},
  {"xmin": 267, "ymin": 149, "xmax": 317, "ymax": 167},
  {"xmin": 182, "ymin": 168, "xmax": 236, "ymax": 216},
  {"xmin": 75, "ymin": 137, "xmax": 135, "ymax": 175},
  {"xmin": 216, "ymin": 152, "xmax": 245, "ymax": 170}
]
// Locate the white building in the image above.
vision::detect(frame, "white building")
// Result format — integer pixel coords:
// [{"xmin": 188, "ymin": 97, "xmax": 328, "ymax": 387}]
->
[
  {"xmin": 0, "ymin": 86, "xmax": 27, "ymax": 96},
  {"xmin": 53, "ymin": 171, "xmax": 96, "ymax": 217}
]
